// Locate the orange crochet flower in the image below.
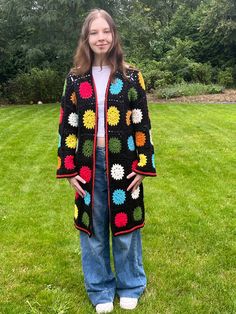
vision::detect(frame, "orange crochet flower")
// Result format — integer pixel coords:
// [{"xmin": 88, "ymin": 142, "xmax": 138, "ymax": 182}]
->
[
  {"xmin": 70, "ymin": 92, "xmax": 77, "ymax": 105},
  {"xmin": 135, "ymin": 131, "xmax": 146, "ymax": 147},
  {"xmin": 126, "ymin": 110, "xmax": 132, "ymax": 126},
  {"xmin": 57, "ymin": 156, "xmax": 61, "ymax": 169}
]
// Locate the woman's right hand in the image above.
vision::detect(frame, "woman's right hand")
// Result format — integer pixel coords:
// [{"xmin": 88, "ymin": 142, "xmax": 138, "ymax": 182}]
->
[{"xmin": 67, "ymin": 175, "xmax": 86, "ymax": 197}]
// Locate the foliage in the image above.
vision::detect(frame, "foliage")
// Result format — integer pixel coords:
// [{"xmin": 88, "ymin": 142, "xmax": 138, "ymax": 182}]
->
[
  {"xmin": 156, "ymin": 82, "xmax": 224, "ymax": 99},
  {"xmin": 3, "ymin": 68, "xmax": 62, "ymax": 104}
]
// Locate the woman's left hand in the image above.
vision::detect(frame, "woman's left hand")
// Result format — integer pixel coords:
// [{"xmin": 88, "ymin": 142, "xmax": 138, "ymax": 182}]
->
[{"xmin": 126, "ymin": 172, "xmax": 145, "ymax": 192}]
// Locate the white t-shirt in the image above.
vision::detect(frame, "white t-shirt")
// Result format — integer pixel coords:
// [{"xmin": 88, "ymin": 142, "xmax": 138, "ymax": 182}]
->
[{"xmin": 92, "ymin": 65, "xmax": 111, "ymax": 137}]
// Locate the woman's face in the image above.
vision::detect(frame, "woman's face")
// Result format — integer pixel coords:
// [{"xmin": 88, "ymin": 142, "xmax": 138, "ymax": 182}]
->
[{"xmin": 88, "ymin": 16, "xmax": 113, "ymax": 59}]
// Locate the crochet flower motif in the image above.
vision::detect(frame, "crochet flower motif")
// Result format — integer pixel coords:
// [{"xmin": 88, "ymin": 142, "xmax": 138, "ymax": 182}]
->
[
  {"xmin": 57, "ymin": 156, "xmax": 61, "ymax": 169},
  {"xmin": 70, "ymin": 92, "xmax": 77, "ymax": 105},
  {"xmin": 115, "ymin": 212, "xmax": 128, "ymax": 228},
  {"xmin": 107, "ymin": 106, "xmax": 120, "ymax": 126},
  {"xmin": 75, "ymin": 191, "xmax": 79, "ymax": 200},
  {"xmin": 84, "ymin": 191, "xmax": 91, "ymax": 206},
  {"xmin": 58, "ymin": 134, "xmax": 61, "ymax": 148},
  {"xmin": 149, "ymin": 129, "xmax": 154, "ymax": 145},
  {"xmin": 127, "ymin": 135, "xmax": 135, "ymax": 151},
  {"xmin": 79, "ymin": 166, "xmax": 92, "ymax": 182},
  {"xmin": 65, "ymin": 134, "xmax": 77, "ymax": 149},
  {"xmin": 152, "ymin": 154, "xmax": 155, "ymax": 168},
  {"xmin": 111, "ymin": 164, "xmax": 124, "ymax": 180},
  {"xmin": 68, "ymin": 112, "xmax": 78, "ymax": 127},
  {"xmin": 112, "ymin": 189, "xmax": 126, "ymax": 205},
  {"xmin": 138, "ymin": 154, "xmax": 147, "ymax": 167},
  {"xmin": 109, "ymin": 137, "xmax": 121, "ymax": 154},
  {"xmin": 64, "ymin": 155, "xmax": 75, "ymax": 170},
  {"xmin": 82, "ymin": 140, "xmax": 93, "ymax": 157},
  {"xmin": 74, "ymin": 204, "xmax": 79, "ymax": 219},
  {"xmin": 62, "ymin": 79, "xmax": 67, "ymax": 96},
  {"xmin": 83, "ymin": 110, "xmax": 95, "ymax": 129},
  {"xmin": 135, "ymin": 131, "xmax": 146, "ymax": 147},
  {"xmin": 132, "ymin": 160, "xmax": 138, "ymax": 171},
  {"xmin": 128, "ymin": 87, "xmax": 138, "ymax": 102},
  {"xmin": 132, "ymin": 109, "xmax": 143, "ymax": 124},
  {"xmin": 109, "ymin": 78, "xmax": 124, "ymax": 95},
  {"xmin": 79, "ymin": 81, "xmax": 93, "ymax": 99},
  {"xmin": 82, "ymin": 212, "xmax": 89, "ymax": 227},
  {"xmin": 133, "ymin": 206, "xmax": 142, "ymax": 221},
  {"xmin": 59, "ymin": 107, "xmax": 64, "ymax": 124},
  {"xmin": 126, "ymin": 110, "xmax": 132, "ymax": 126},
  {"xmin": 131, "ymin": 186, "xmax": 140, "ymax": 200},
  {"xmin": 138, "ymin": 71, "xmax": 146, "ymax": 90}
]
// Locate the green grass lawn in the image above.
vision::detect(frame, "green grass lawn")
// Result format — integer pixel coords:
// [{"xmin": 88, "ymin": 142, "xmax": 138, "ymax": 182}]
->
[{"xmin": 0, "ymin": 103, "xmax": 235, "ymax": 314}]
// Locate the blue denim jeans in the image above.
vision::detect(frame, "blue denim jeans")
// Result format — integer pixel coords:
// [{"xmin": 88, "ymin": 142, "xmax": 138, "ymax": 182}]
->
[{"xmin": 79, "ymin": 146, "xmax": 147, "ymax": 306}]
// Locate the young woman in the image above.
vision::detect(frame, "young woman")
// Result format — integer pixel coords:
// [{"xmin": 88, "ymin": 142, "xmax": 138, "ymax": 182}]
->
[{"xmin": 56, "ymin": 8, "xmax": 156, "ymax": 313}]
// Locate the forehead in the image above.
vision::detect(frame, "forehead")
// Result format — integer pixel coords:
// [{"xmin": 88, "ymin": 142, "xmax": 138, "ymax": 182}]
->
[{"xmin": 89, "ymin": 17, "xmax": 110, "ymax": 30}]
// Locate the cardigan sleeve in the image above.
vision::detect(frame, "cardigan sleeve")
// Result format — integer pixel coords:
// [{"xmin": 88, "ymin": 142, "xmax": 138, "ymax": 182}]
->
[
  {"xmin": 130, "ymin": 70, "xmax": 157, "ymax": 177},
  {"xmin": 56, "ymin": 74, "xmax": 79, "ymax": 179}
]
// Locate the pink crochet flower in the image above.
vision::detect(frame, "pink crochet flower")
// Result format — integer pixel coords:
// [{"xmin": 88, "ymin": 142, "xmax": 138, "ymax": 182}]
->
[
  {"xmin": 115, "ymin": 212, "xmax": 128, "ymax": 228},
  {"xmin": 64, "ymin": 155, "xmax": 75, "ymax": 170},
  {"xmin": 79, "ymin": 166, "xmax": 92, "ymax": 182},
  {"xmin": 79, "ymin": 82, "xmax": 93, "ymax": 99},
  {"xmin": 132, "ymin": 160, "xmax": 138, "ymax": 171},
  {"xmin": 59, "ymin": 107, "xmax": 64, "ymax": 124}
]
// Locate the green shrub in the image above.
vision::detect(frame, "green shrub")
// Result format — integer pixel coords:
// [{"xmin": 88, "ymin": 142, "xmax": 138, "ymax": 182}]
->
[
  {"xmin": 3, "ymin": 68, "xmax": 63, "ymax": 104},
  {"xmin": 217, "ymin": 67, "xmax": 234, "ymax": 87},
  {"xmin": 156, "ymin": 82, "xmax": 224, "ymax": 99}
]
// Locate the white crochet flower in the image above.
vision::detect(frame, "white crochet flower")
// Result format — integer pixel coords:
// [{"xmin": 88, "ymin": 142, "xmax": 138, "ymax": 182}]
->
[
  {"xmin": 68, "ymin": 112, "xmax": 78, "ymax": 127},
  {"xmin": 149, "ymin": 129, "xmax": 153, "ymax": 145},
  {"xmin": 132, "ymin": 108, "xmax": 143, "ymax": 124},
  {"xmin": 131, "ymin": 186, "xmax": 140, "ymax": 199},
  {"xmin": 111, "ymin": 164, "xmax": 124, "ymax": 180}
]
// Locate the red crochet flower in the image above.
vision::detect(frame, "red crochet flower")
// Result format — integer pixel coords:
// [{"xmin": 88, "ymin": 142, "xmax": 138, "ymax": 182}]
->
[
  {"xmin": 115, "ymin": 212, "xmax": 128, "ymax": 228},
  {"xmin": 79, "ymin": 82, "xmax": 93, "ymax": 99},
  {"xmin": 132, "ymin": 160, "xmax": 138, "ymax": 171},
  {"xmin": 75, "ymin": 191, "xmax": 79, "ymax": 200},
  {"xmin": 59, "ymin": 107, "xmax": 64, "ymax": 124},
  {"xmin": 79, "ymin": 166, "xmax": 92, "ymax": 182},
  {"xmin": 64, "ymin": 155, "xmax": 75, "ymax": 170}
]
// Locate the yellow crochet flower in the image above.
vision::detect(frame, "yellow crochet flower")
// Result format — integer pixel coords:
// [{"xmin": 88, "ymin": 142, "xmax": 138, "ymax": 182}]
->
[
  {"xmin": 138, "ymin": 154, "xmax": 147, "ymax": 167},
  {"xmin": 83, "ymin": 110, "xmax": 95, "ymax": 129},
  {"xmin": 138, "ymin": 72, "xmax": 145, "ymax": 90},
  {"xmin": 126, "ymin": 110, "xmax": 132, "ymax": 126},
  {"xmin": 107, "ymin": 106, "xmax": 120, "ymax": 126},
  {"xmin": 70, "ymin": 92, "xmax": 77, "ymax": 105},
  {"xmin": 65, "ymin": 134, "xmax": 77, "ymax": 149},
  {"xmin": 74, "ymin": 204, "xmax": 79, "ymax": 219}
]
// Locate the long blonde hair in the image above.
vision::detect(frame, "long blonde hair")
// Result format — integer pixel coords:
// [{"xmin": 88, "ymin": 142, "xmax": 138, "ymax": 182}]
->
[{"xmin": 70, "ymin": 8, "xmax": 132, "ymax": 80}]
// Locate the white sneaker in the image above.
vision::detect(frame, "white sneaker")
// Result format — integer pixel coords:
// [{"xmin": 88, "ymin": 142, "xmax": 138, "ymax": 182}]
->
[
  {"xmin": 120, "ymin": 297, "xmax": 138, "ymax": 310},
  {"xmin": 95, "ymin": 302, "xmax": 113, "ymax": 313}
]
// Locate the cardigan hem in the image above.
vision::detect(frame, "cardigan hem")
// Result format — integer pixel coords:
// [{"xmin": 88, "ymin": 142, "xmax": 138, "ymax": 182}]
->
[
  {"xmin": 134, "ymin": 169, "xmax": 157, "ymax": 177},
  {"xmin": 113, "ymin": 222, "xmax": 145, "ymax": 236},
  {"xmin": 74, "ymin": 223, "xmax": 92, "ymax": 236},
  {"xmin": 56, "ymin": 172, "xmax": 79, "ymax": 179}
]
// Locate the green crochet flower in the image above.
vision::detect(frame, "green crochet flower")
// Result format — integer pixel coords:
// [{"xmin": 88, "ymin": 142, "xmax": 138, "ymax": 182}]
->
[
  {"xmin": 133, "ymin": 206, "xmax": 142, "ymax": 221},
  {"xmin": 82, "ymin": 140, "xmax": 93, "ymax": 157},
  {"xmin": 128, "ymin": 87, "xmax": 138, "ymax": 102},
  {"xmin": 109, "ymin": 137, "xmax": 121, "ymax": 153},
  {"xmin": 82, "ymin": 212, "xmax": 89, "ymax": 227}
]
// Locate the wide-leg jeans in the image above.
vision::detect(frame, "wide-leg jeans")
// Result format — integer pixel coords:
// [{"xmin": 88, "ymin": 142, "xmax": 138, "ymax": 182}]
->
[{"xmin": 79, "ymin": 146, "xmax": 147, "ymax": 306}]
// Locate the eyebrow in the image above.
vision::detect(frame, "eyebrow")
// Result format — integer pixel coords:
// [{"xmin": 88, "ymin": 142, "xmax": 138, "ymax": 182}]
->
[{"xmin": 90, "ymin": 27, "xmax": 110, "ymax": 31}]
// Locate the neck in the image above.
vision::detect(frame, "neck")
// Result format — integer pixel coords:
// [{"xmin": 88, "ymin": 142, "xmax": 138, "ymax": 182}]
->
[{"xmin": 93, "ymin": 55, "xmax": 109, "ymax": 66}]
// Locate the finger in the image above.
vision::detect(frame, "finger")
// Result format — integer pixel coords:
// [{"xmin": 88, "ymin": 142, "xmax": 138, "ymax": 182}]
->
[
  {"xmin": 132, "ymin": 182, "xmax": 141, "ymax": 193},
  {"xmin": 126, "ymin": 172, "xmax": 136, "ymax": 179},
  {"xmin": 73, "ymin": 183, "xmax": 86, "ymax": 197},
  {"xmin": 127, "ymin": 177, "xmax": 139, "ymax": 191},
  {"xmin": 74, "ymin": 175, "xmax": 86, "ymax": 184}
]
